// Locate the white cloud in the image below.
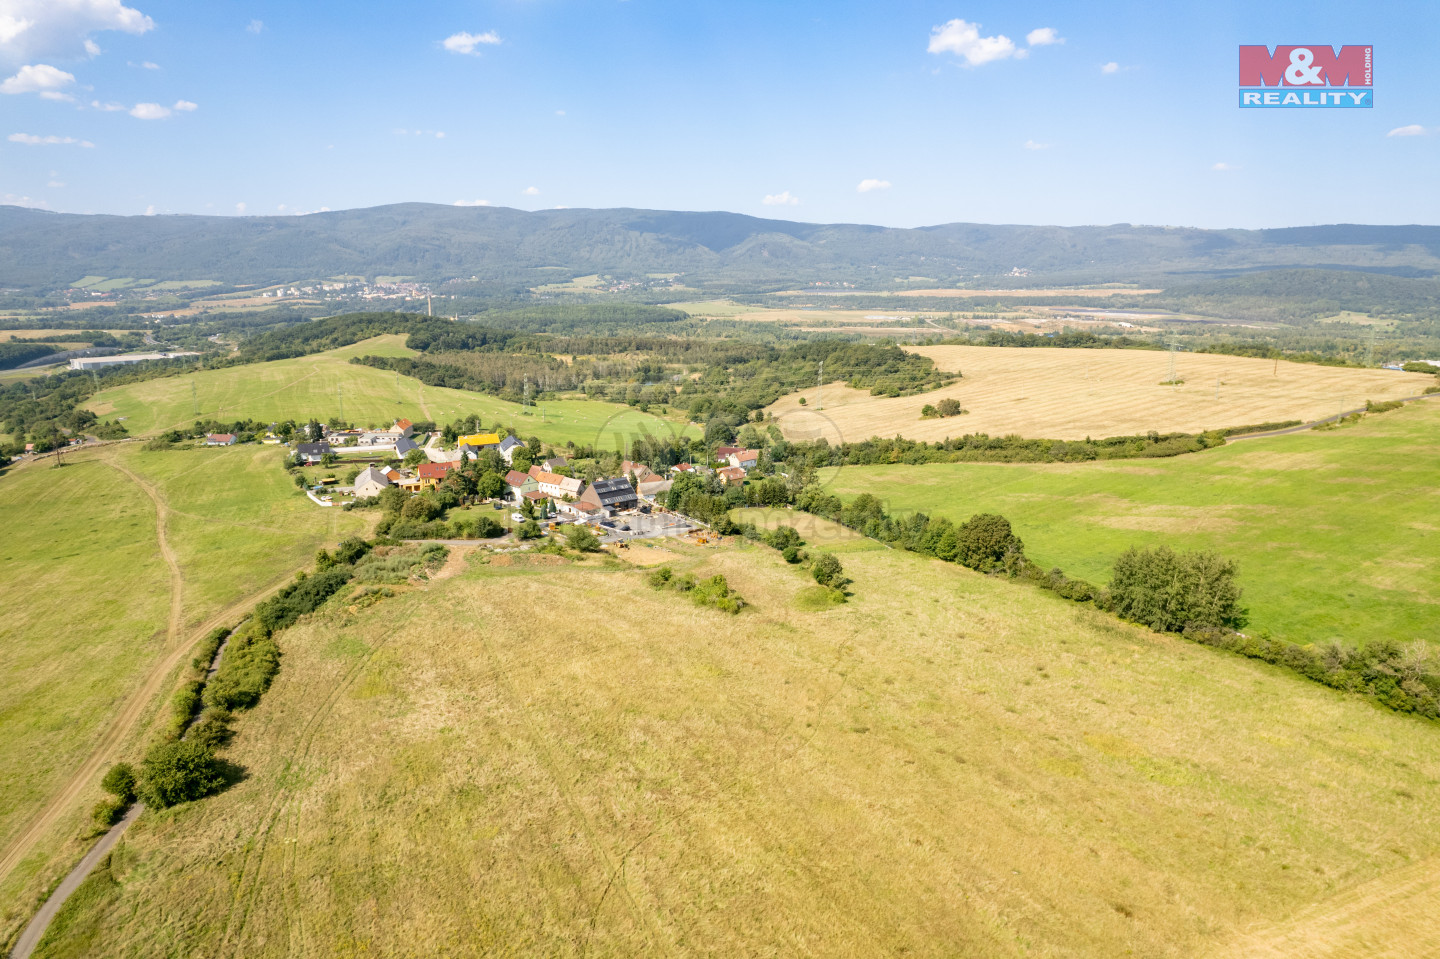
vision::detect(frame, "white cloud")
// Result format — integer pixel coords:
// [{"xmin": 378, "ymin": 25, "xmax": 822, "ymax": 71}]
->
[
  {"xmin": 1211, "ymin": 162, "xmax": 1239, "ymax": 172},
  {"xmin": 1026, "ymin": 27, "xmax": 1063, "ymax": 46},
  {"xmin": 130, "ymin": 101, "xmax": 169, "ymax": 119},
  {"xmin": 136, "ymin": 60, "xmax": 158, "ymax": 69},
  {"xmin": 40, "ymin": 90, "xmax": 75, "ymax": 101},
  {"xmin": 1101, "ymin": 61, "xmax": 1120, "ymax": 74},
  {"xmin": 555, "ymin": 109, "xmax": 565, "ymax": 116},
  {"xmin": 928, "ymin": 19, "xmax": 1018, "ymax": 66},
  {"xmin": 246, "ymin": 19, "xmax": 263, "ymax": 34},
  {"xmin": 1023, "ymin": 139, "xmax": 1050, "ymax": 150},
  {"xmin": 434, "ymin": 130, "xmax": 444, "ymax": 138},
  {"xmin": 442, "ymin": 30, "xmax": 501, "ymax": 55},
  {"xmin": 235, "ymin": 201, "xmax": 246, "ymax": 213},
  {"xmin": 1387, "ymin": 124, "xmax": 1429, "ymax": 137},
  {"xmin": 522, "ymin": 186, "xmax": 540, "ymax": 196},
  {"xmin": 48, "ymin": 178, "xmax": 64, "ymax": 187},
  {"xmin": 90, "ymin": 99, "xmax": 124, "ymax": 110},
  {"xmin": 0, "ymin": 0, "xmax": 154, "ymax": 61},
  {"xmin": 856, "ymin": 178, "xmax": 891, "ymax": 193},
  {"xmin": 1, "ymin": 63, "xmax": 76, "ymax": 95},
  {"xmin": 172, "ymin": 99, "xmax": 196, "ymax": 111},
  {"xmin": 762, "ymin": 191, "xmax": 799, "ymax": 206},
  {"xmin": 1, "ymin": 193, "xmax": 49, "ymax": 209},
  {"xmin": 454, "ymin": 199, "xmax": 491, "ymax": 206},
  {"xmin": 9, "ymin": 132, "xmax": 94, "ymax": 147},
  {"xmin": 144, "ymin": 204, "xmax": 154, "ymax": 214}
]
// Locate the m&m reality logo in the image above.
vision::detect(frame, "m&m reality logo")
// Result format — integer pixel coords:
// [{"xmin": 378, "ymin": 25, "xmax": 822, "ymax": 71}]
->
[{"xmin": 1238, "ymin": 45, "xmax": 1372, "ymax": 108}]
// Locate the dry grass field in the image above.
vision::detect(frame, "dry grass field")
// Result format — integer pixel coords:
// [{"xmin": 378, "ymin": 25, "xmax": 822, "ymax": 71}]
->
[
  {"xmin": 771, "ymin": 287, "xmax": 1163, "ymax": 298},
  {"xmin": 30, "ymin": 536, "xmax": 1440, "ymax": 958},
  {"xmin": 767, "ymin": 345, "xmax": 1436, "ymax": 443}
]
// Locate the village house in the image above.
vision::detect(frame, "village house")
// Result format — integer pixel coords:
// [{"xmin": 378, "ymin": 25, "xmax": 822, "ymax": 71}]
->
[
  {"xmin": 416, "ymin": 461, "xmax": 460, "ymax": 490},
  {"xmin": 458, "ymin": 432, "xmax": 502, "ymax": 450},
  {"xmin": 205, "ymin": 433, "xmax": 236, "ymax": 446},
  {"xmin": 542, "ymin": 455, "xmax": 569, "ymax": 473},
  {"xmin": 727, "ymin": 449, "xmax": 760, "ymax": 470},
  {"xmin": 505, "ymin": 469, "xmax": 539, "ymax": 503},
  {"xmin": 353, "ymin": 465, "xmax": 392, "ymax": 499},
  {"xmin": 296, "ymin": 441, "xmax": 332, "ymax": 464},
  {"xmin": 578, "ymin": 477, "xmax": 639, "ymax": 514},
  {"xmin": 637, "ymin": 475, "xmax": 673, "ymax": 499},
  {"xmin": 527, "ymin": 464, "xmax": 584, "ymax": 499},
  {"xmin": 499, "ymin": 434, "xmax": 526, "ymax": 464},
  {"xmin": 717, "ymin": 466, "xmax": 747, "ymax": 485},
  {"xmin": 713, "ymin": 446, "xmax": 743, "ymax": 462}
]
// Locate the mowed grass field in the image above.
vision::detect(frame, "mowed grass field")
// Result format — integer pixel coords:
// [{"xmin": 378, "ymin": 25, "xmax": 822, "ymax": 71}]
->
[
  {"xmin": 766, "ymin": 345, "xmax": 1436, "ymax": 443},
  {"xmin": 32, "ymin": 537, "xmax": 1440, "ymax": 958},
  {"xmin": 823, "ymin": 400, "xmax": 1440, "ymax": 646},
  {"xmin": 84, "ymin": 335, "xmax": 696, "ymax": 448},
  {"xmin": 0, "ymin": 444, "xmax": 368, "ymax": 943}
]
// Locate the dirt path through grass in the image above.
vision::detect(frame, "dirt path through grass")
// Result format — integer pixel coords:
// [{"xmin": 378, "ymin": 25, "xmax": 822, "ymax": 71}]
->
[{"xmin": 0, "ymin": 452, "xmax": 301, "ymax": 892}]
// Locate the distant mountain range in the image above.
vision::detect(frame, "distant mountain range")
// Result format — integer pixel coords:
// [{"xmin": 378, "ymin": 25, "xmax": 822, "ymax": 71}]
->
[{"xmin": 2, "ymin": 203, "xmax": 1438, "ymax": 293}]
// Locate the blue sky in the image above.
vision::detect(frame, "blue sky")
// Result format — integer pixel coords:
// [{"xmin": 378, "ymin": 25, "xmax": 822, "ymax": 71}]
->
[{"xmin": 1, "ymin": 0, "xmax": 1434, "ymax": 228}]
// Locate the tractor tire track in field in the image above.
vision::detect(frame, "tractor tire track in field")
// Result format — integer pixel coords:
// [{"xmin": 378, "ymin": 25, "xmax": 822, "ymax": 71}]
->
[
  {"xmin": 1212, "ymin": 856, "xmax": 1440, "ymax": 958},
  {"xmin": 466, "ymin": 593, "xmax": 672, "ymax": 958},
  {"xmin": 215, "ymin": 629, "xmax": 401, "ymax": 959}
]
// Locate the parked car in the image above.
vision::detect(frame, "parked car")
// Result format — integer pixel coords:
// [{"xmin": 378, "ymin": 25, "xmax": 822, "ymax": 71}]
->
[{"xmin": 510, "ymin": 512, "xmax": 525, "ymax": 522}]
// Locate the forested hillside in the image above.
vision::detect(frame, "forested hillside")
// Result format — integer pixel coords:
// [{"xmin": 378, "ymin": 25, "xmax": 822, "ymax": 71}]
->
[{"xmin": 3, "ymin": 203, "xmax": 1439, "ymax": 292}]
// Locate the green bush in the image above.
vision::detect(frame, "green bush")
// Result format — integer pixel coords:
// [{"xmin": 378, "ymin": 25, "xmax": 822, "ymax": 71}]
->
[
  {"xmin": 202, "ymin": 630, "xmax": 281, "ymax": 711},
  {"xmin": 564, "ymin": 524, "xmax": 602, "ymax": 552},
  {"xmin": 763, "ymin": 525, "xmax": 804, "ymax": 551},
  {"xmin": 647, "ymin": 565, "xmax": 746, "ymax": 613},
  {"xmin": 137, "ymin": 740, "xmax": 227, "ymax": 808},
  {"xmin": 955, "ymin": 514, "xmax": 1023, "ymax": 572},
  {"xmin": 335, "ymin": 537, "xmax": 372, "ymax": 565},
  {"xmin": 167, "ymin": 679, "xmax": 205, "ymax": 739},
  {"xmin": 517, "ymin": 519, "xmax": 542, "ymax": 540},
  {"xmin": 473, "ymin": 515, "xmax": 505, "ymax": 538},
  {"xmin": 187, "ymin": 707, "xmax": 234, "ymax": 751},
  {"xmin": 1109, "ymin": 546, "xmax": 1244, "ymax": 633},
  {"xmin": 810, "ymin": 553, "xmax": 849, "ymax": 591},
  {"xmin": 100, "ymin": 763, "xmax": 137, "ymax": 803},
  {"xmin": 190, "ymin": 626, "xmax": 230, "ymax": 672},
  {"xmin": 92, "ymin": 797, "xmax": 128, "ymax": 829}
]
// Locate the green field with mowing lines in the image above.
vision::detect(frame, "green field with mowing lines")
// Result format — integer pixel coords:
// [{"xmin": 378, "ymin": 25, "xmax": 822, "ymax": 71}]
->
[
  {"xmin": 84, "ymin": 335, "xmax": 696, "ymax": 449},
  {"xmin": 824, "ymin": 400, "xmax": 1440, "ymax": 646},
  {"xmin": 0, "ymin": 443, "xmax": 367, "ymax": 944}
]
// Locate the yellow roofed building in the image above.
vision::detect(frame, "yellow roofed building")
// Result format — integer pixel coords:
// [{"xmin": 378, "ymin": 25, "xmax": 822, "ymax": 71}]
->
[{"xmin": 457, "ymin": 433, "xmax": 501, "ymax": 448}]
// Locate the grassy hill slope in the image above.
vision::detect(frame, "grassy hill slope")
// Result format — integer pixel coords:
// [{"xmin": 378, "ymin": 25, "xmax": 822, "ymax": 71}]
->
[
  {"xmin": 83, "ymin": 335, "xmax": 696, "ymax": 448},
  {"xmin": 0, "ymin": 444, "xmax": 367, "ymax": 942},
  {"xmin": 823, "ymin": 399, "xmax": 1440, "ymax": 646},
  {"xmin": 31, "ymin": 536, "xmax": 1440, "ymax": 958}
]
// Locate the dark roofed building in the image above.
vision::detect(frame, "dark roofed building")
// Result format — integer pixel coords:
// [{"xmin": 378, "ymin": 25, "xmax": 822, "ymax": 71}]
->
[
  {"xmin": 578, "ymin": 477, "xmax": 639, "ymax": 513},
  {"xmin": 296, "ymin": 441, "xmax": 332, "ymax": 464}
]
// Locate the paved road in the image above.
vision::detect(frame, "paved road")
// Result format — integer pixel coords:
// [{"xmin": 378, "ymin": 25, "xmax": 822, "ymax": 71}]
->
[{"xmin": 1228, "ymin": 391, "xmax": 1440, "ymax": 441}]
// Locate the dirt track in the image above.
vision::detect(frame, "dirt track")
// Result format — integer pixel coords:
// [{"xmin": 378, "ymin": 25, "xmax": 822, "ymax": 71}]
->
[{"xmin": 0, "ymin": 453, "xmax": 295, "ymax": 893}]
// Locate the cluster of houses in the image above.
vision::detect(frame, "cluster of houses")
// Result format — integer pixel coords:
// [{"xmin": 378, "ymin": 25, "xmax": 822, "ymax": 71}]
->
[{"xmin": 291, "ymin": 417, "xmax": 767, "ymax": 525}]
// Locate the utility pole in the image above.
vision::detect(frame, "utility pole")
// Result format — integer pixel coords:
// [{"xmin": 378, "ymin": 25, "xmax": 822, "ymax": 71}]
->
[
  {"xmin": 1366, "ymin": 327, "xmax": 1376, "ymax": 367},
  {"xmin": 396, "ymin": 370, "xmax": 401, "ymax": 405},
  {"xmin": 817, "ymin": 360, "xmax": 824, "ymax": 410},
  {"xmin": 427, "ymin": 295, "xmax": 433, "ymax": 316},
  {"xmin": 191, "ymin": 381, "xmax": 199, "ymax": 417},
  {"xmin": 338, "ymin": 384, "xmax": 344, "ymax": 421}
]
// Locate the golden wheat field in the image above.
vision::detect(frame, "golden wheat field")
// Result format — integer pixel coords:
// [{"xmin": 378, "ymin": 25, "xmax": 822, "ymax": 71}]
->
[
  {"xmin": 766, "ymin": 345, "xmax": 1436, "ymax": 443},
  {"xmin": 28, "ymin": 536, "xmax": 1440, "ymax": 959}
]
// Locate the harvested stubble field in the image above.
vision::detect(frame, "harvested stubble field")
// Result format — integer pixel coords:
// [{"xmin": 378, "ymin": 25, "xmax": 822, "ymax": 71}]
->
[
  {"xmin": 822, "ymin": 399, "xmax": 1440, "ymax": 647},
  {"xmin": 82, "ymin": 336, "xmax": 696, "ymax": 448},
  {"xmin": 30, "ymin": 535, "xmax": 1440, "ymax": 958},
  {"xmin": 767, "ymin": 345, "xmax": 1435, "ymax": 443},
  {"xmin": 0, "ymin": 444, "xmax": 366, "ymax": 943}
]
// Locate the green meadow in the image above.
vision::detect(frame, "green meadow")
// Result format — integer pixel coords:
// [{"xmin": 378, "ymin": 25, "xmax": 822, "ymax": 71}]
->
[
  {"xmin": 824, "ymin": 400, "xmax": 1440, "ymax": 646},
  {"xmin": 0, "ymin": 443, "xmax": 367, "ymax": 941},
  {"xmin": 84, "ymin": 335, "xmax": 696, "ymax": 449}
]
